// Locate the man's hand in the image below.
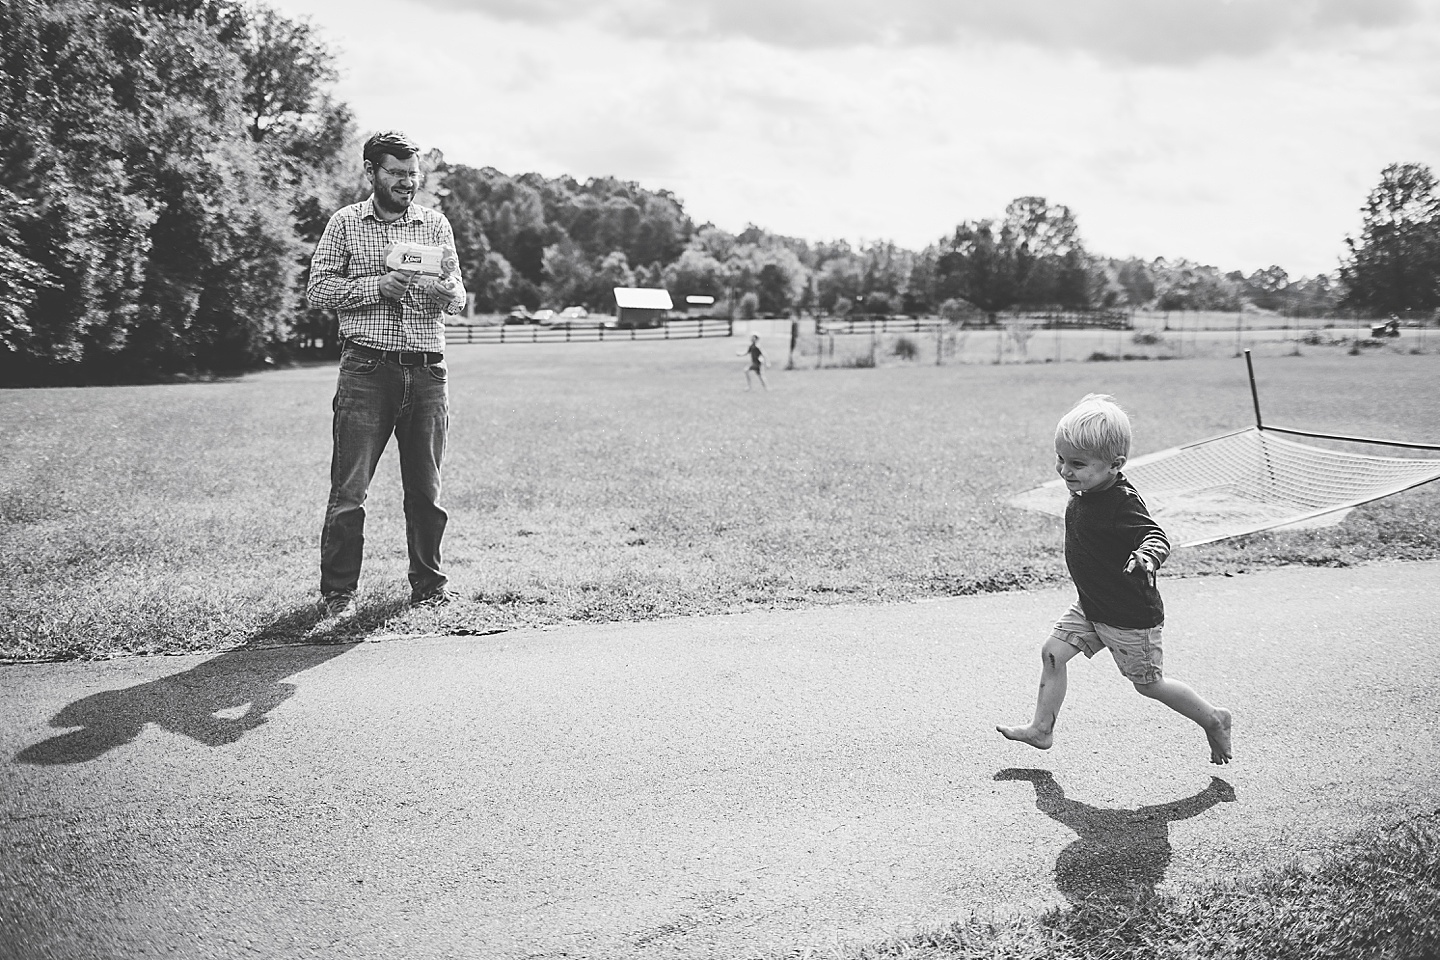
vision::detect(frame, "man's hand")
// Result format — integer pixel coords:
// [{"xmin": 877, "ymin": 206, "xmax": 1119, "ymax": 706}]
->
[
  {"xmin": 413, "ymin": 275, "xmax": 461, "ymax": 307},
  {"xmin": 1125, "ymin": 551, "xmax": 1157, "ymax": 587},
  {"xmin": 378, "ymin": 270, "xmax": 415, "ymax": 301}
]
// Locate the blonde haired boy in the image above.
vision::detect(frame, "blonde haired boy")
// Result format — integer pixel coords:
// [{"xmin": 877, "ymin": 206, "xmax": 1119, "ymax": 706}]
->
[{"xmin": 997, "ymin": 394, "xmax": 1233, "ymax": 764}]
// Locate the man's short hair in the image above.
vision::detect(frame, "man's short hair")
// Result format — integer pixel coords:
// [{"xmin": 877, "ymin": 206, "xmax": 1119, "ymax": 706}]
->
[
  {"xmin": 1056, "ymin": 393, "xmax": 1132, "ymax": 462},
  {"xmin": 363, "ymin": 131, "xmax": 420, "ymax": 167}
]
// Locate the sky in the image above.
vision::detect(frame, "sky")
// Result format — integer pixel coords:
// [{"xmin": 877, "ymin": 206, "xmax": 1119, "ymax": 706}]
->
[{"xmin": 266, "ymin": 0, "xmax": 1440, "ymax": 279}]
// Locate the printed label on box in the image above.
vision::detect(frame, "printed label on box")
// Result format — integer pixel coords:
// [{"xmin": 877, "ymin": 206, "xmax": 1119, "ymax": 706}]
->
[{"xmin": 385, "ymin": 243, "xmax": 444, "ymax": 276}]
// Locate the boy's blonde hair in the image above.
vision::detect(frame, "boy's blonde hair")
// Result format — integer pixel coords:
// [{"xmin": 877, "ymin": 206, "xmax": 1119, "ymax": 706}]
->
[{"xmin": 1055, "ymin": 393, "xmax": 1131, "ymax": 463}]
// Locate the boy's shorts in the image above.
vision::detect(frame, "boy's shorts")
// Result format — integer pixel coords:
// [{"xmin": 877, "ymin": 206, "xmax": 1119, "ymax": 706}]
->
[{"xmin": 1052, "ymin": 600, "xmax": 1164, "ymax": 683}]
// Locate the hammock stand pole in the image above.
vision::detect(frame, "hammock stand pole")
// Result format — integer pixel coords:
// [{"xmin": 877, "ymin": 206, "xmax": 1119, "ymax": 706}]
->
[
  {"xmin": 1244, "ymin": 350, "xmax": 1277, "ymax": 487},
  {"xmin": 1244, "ymin": 349, "xmax": 1264, "ymax": 430},
  {"xmin": 1246, "ymin": 350, "xmax": 1440, "ymax": 450}
]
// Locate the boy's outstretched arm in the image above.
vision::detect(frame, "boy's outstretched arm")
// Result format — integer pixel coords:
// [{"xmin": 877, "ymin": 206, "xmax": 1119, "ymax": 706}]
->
[{"xmin": 1115, "ymin": 492, "xmax": 1170, "ymax": 582}]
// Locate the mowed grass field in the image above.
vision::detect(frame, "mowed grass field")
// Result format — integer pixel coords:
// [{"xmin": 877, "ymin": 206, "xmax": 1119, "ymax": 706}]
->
[{"xmin": 2, "ymin": 338, "xmax": 1437, "ymax": 662}]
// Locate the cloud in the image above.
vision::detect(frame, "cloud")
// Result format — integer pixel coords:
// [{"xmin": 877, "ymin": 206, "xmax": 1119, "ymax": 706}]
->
[{"xmin": 425, "ymin": 0, "xmax": 1426, "ymax": 63}]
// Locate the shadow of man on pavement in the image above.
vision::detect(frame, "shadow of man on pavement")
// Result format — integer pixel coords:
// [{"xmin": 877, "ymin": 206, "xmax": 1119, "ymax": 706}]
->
[
  {"xmin": 14, "ymin": 613, "xmax": 368, "ymax": 766},
  {"xmin": 995, "ymin": 768, "xmax": 1236, "ymax": 906}
]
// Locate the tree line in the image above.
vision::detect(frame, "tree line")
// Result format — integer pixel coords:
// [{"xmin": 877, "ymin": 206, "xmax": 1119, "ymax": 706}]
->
[
  {"xmin": 3, "ymin": 0, "xmax": 1437, "ymax": 385},
  {"xmin": 441, "ymin": 173, "xmax": 1346, "ymax": 325}
]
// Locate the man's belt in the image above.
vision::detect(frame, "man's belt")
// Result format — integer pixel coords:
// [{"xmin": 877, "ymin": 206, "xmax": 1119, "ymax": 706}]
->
[{"xmin": 346, "ymin": 342, "xmax": 443, "ymax": 366}]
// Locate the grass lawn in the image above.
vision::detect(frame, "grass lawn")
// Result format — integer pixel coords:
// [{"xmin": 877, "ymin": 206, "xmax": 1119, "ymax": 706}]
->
[{"xmin": 2, "ymin": 337, "xmax": 1437, "ymax": 662}]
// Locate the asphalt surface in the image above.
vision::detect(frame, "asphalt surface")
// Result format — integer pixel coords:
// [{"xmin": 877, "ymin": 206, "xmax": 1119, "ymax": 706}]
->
[{"xmin": 3, "ymin": 560, "xmax": 1439, "ymax": 960}]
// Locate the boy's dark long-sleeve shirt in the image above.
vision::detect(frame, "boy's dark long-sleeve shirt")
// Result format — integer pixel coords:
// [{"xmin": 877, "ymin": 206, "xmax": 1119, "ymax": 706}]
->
[{"xmin": 1065, "ymin": 473, "xmax": 1171, "ymax": 628}]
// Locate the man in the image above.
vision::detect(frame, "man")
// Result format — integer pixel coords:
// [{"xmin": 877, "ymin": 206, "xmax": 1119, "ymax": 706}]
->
[{"xmin": 307, "ymin": 130, "xmax": 467, "ymax": 620}]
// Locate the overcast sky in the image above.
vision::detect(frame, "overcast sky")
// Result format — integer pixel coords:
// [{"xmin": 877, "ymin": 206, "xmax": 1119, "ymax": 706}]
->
[{"xmin": 267, "ymin": 0, "xmax": 1440, "ymax": 278}]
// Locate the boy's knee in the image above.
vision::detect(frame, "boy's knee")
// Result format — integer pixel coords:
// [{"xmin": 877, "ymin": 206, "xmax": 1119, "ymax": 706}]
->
[
  {"xmin": 1131, "ymin": 678, "xmax": 1161, "ymax": 698},
  {"xmin": 1040, "ymin": 636, "xmax": 1072, "ymax": 666}
]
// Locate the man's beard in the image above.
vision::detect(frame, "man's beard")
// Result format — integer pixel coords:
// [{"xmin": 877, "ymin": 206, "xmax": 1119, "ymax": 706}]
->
[{"xmin": 375, "ymin": 186, "xmax": 411, "ymax": 216}]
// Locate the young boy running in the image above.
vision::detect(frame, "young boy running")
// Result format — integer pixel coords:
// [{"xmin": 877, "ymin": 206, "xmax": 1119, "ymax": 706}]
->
[
  {"xmin": 739, "ymin": 333, "xmax": 768, "ymax": 390},
  {"xmin": 997, "ymin": 394, "xmax": 1233, "ymax": 764}
]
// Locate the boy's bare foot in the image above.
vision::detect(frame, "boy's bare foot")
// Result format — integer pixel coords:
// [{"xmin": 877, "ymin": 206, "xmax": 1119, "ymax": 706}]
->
[
  {"xmin": 996, "ymin": 724, "xmax": 1053, "ymax": 750},
  {"xmin": 1206, "ymin": 708, "xmax": 1233, "ymax": 765}
]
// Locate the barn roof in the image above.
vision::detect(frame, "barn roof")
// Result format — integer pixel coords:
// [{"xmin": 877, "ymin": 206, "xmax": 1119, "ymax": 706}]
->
[{"xmin": 614, "ymin": 287, "xmax": 673, "ymax": 310}]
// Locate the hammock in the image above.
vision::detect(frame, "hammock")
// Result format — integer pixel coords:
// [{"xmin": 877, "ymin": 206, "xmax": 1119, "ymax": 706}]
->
[
  {"xmin": 1009, "ymin": 426, "xmax": 1440, "ymax": 546},
  {"xmin": 1008, "ymin": 354, "xmax": 1440, "ymax": 547}
]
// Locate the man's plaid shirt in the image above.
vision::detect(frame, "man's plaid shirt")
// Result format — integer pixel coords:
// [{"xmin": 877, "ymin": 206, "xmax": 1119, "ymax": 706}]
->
[{"xmin": 307, "ymin": 198, "xmax": 466, "ymax": 353}]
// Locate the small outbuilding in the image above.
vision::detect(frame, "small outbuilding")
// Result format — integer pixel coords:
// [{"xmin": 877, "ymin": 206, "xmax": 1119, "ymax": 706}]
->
[
  {"xmin": 614, "ymin": 287, "xmax": 673, "ymax": 328},
  {"xmin": 684, "ymin": 294, "xmax": 716, "ymax": 316}
]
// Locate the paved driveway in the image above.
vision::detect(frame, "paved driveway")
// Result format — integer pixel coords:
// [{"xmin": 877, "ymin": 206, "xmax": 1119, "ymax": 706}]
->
[{"xmin": 3, "ymin": 561, "xmax": 1438, "ymax": 960}]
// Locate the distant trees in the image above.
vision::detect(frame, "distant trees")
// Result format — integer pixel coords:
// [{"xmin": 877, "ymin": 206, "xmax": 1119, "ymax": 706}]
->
[
  {"xmin": 414, "ymin": 177, "xmax": 1360, "ymax": 325},
  {"xmin": 438, "ymin": 167, "xmax": 693, "ymax": 313},
  {"xmin": 1150, "ymin": 258, "xmax": 1242, "ymax": 313},
  {"xmin": 930, "ymin": 198, "xmax": 1094, "ymax": 321},
  {"xmin": 1340, "ymin": 162, "xmax": 1440, "ymax": 316}
]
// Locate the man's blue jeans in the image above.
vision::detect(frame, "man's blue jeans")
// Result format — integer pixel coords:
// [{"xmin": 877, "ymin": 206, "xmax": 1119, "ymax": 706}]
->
[{"xmin": 321, "ymin": 349, "xmax": 449, "ymax": 601}]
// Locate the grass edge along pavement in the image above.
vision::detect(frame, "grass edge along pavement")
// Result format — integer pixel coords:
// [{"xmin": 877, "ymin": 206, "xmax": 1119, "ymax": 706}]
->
[{"xmin": 824, "ymin": 810, "xmax": 1440, "ymax": 960}]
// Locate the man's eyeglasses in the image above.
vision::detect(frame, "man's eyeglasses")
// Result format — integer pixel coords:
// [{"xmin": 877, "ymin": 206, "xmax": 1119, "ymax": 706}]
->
[{"xmin": 376, "ymin": 164, "xmax": 421, "ymax": 182}]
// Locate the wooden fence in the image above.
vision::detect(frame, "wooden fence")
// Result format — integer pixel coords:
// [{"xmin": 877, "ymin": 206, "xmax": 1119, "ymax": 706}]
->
[
  {"xmin": 815, "ymin": 311, "xmax": 1132, "ymax": 335},
  {"xmin": 816, "ymin": 317, "xmax": 946, "ymax": 335},
  {"xmin": 447, "ymin": 317, "xmax": 734, "ymax": 345}
]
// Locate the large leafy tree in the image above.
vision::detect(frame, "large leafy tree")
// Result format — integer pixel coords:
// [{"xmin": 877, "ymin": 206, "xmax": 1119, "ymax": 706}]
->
[
  {"xmin": 1151, "ymin": 258, "xmax": 1241, "ymax": 313},
  {"xmin": 933, "ymin": 219, "xmax": 1023, "ymax": 322},
  {"xmin": 1241, "ymin": 265, "xmax": 1291, "ymax": 312},
  {"xmin": 662, "ymin": 247, "xmax": 728, "ymax": 304},
  {"xmin": 1340, "ymin": 162, "xmax": 1440, "ymax": 316},
  {"xmin": 234, "ymin": 2, "xmax": 340, "ymax": 148},
  {"xmin": 0, "ymin": 0, "xmax": 351, "ymax": 381},
  {"xmin": 815, "ymin": 254, "xmax": 864, "ymax": 313},
  {"xmin": 1004, "ymin": 197, "xmax": 1091, "ymax": 309},
  {"xmin": 541, "ymin": 237, "xmax": 596, "ymax": 308},
  {"xmin": 931, "ymin": 197, "xmax": 1095, "ymax": 321}
]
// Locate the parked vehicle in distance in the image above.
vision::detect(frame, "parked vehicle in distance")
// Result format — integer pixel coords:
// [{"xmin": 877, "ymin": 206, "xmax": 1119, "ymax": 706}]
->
[
  {"xmin": 532, "ymin": 308, "xmax": 557, "ymax": 324},
  {"xmin": 505, "ymin": 306, "xmax": 533, "ymax": 324},
  {"xmin": 558, "ymin": 306, "xmax": 603, "ymax": 326}
]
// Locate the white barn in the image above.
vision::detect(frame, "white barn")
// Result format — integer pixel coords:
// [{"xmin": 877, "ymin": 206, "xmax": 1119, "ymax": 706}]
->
[{"xmin": 614, "ymin": 287, "xmax": 673, "ymax": 328}]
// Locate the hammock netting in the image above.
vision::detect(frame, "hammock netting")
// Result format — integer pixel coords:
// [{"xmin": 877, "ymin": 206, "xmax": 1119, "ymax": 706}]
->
[{"xmin": 1008, "ymin": 426, "xmax": 1440, "ymax": 547}]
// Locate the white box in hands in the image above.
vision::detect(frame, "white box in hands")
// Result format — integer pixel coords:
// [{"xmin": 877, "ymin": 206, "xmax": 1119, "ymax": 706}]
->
[{"xmin": 385, "ymin": 242, "xmax": 445, "ymax": 276}]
